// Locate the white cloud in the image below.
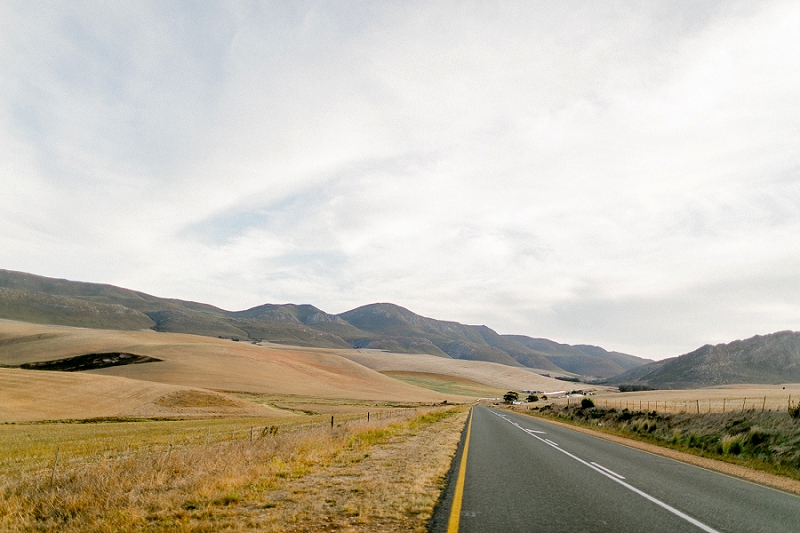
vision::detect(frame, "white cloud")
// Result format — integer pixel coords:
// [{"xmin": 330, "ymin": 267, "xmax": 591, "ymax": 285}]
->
[{"xmin": 2, "ymin": 1, "xmax": 800, "ymax": 359}]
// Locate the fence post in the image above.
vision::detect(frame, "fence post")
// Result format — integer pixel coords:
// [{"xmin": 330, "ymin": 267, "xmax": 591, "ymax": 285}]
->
[
  {"xmin": 367, "ymin": 412, "xmax": 370, "ymax": 422},
  {"xmin": 331, "ymin": 415, "xmax": 334, "ymax": 429},
  {"xmin": 696, "ymin": 400, "xmax": 699, "ymax": 414},
  {"xmin": 722, "ymin": 398, "xmax": 726, "ymax": 412},
  {"xmin": 762, "ymin": 396, "xmax": 766, "ymax": 412},
  {"xmin": 250, "ymin": 427, "xmax": 253, "ymax": 443},
  {"xmin": 49, "ymin": 446, "xmax": 60, "ymax": 486},
  {"xmin": 742, "ymin": 398, "xmax": 747, "ymax": 412}
]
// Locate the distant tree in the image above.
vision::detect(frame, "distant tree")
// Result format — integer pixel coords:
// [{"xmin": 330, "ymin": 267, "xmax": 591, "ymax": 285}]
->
[
  {"xmin": 580, "ymin": 397, "xmax": 595, "ymax": 409},
  {"xmin": 503, "ymin": 391, "xmax": 519, "ymax": 404},
  {"xmin": 526, "ymin": 394, "xmax": 539, "ymax": 403}
]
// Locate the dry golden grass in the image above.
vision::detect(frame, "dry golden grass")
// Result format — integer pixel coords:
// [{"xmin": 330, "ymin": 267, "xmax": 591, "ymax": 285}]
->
[
  {"xmin": 0, "ymin": 367, "xmax": 290, "ymax": 422},
  {"xmin": 573, "ymin": 383, "xmax": 800, "ymax": 413},
  {"xmin": 340, "ymin": 350, "xmax": 595, "ymax": 393},
  {"xmin": 0, "ymin": 407, "xmax": 467, "ymax": 532},
  {"xmin": 0, "ymin": 322, "xmax": 457, "ymax": 419},
  {"xmin": 381, "ymin": 371, "xmax": 506, "ymax": 397}
]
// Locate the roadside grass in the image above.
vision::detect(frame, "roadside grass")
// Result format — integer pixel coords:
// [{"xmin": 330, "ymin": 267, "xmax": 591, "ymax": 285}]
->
[
  {"xmin": 0, "ymin": 415, "xmax": 340, "ymax": 476},
  {"xmin": 524, "ymin": 404, "xmax": 800, "ymax": 480},
  {"xmin": 0, "ymin": 407, "xmax": 466, "ymax": 532}
]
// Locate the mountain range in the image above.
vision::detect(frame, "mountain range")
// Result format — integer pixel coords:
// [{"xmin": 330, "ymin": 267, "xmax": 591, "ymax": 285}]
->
[{"xmin": 0, "ymin": 269, "xmax": 649, "ymax": 379}]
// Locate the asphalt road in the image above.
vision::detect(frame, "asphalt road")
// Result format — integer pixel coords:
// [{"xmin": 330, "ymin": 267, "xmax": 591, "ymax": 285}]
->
[{"xmin": 429, "ymin": 406, "xmax": 800, "ymax": 533}]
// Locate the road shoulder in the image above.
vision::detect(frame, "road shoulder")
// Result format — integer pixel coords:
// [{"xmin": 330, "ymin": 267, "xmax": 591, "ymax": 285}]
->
[{"xmin": 512, "ymin": 409, "xmax": 800, "ymax": 496}]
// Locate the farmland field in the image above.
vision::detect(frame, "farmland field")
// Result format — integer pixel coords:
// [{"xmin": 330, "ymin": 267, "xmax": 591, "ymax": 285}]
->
[{"xmin": 0, "ymin": 407, "xmax": 467, "ymax": 532}]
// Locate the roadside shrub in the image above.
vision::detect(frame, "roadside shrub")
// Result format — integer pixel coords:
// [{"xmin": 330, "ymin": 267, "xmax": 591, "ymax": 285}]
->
[
  {"xmin": 747, "ymin": 427, "xmax": 770, "ymax": 447},
  {"xmin": 726, "ymin": 418, "xmax": 751, "ymax": 434},
  {"xmin": 721, "ymin": 435, "xmax": 743, "ymax": 455},
  {"xmin": 617, "ymin": 410, "xmax": 634, "ymax": 422},
  {"xmin": 580, "ymin": 397, "xmax": 595, "ymax": 409},
  {"xmin": 789, "ymin": 401, "xmax": 800, "ymax": 419}
]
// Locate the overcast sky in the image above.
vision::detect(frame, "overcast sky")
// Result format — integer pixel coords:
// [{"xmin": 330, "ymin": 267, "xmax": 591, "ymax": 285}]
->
[{"xmin": 2, "ymin": 1, "xmax": 799, "ymax": 360}]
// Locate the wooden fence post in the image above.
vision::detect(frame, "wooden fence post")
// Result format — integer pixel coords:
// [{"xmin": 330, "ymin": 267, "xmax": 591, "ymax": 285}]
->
[
  {"xmin": 742, "ymin": 398, "xmax": 747, "ymax": 412},
  {"xmin": 696, "ymin": 400, "xmax": 699, "ymax": 413},
  {"xmin": 250, "ymin": 427, "xmax": 253, "ymax": 443},
  {"xmin": 49, "ymin": 446, "xmax": 60, "ymax": 486},
  {"xmin": 331, "ymin": 415, "xmax": 334, "ymax": 429},
  {"xmin": 762, "ymin": 396, "xmax": 766, "ymax": 412}
]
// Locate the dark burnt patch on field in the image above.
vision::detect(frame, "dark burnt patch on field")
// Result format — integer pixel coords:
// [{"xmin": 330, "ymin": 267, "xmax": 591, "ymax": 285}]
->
[{"xmin": 19, "ymin": 352, "xmax": 162, "ymax": 372}]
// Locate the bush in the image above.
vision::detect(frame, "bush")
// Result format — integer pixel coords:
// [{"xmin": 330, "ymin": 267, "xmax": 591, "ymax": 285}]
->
[
  {"xmin": 526, "ymin": 394, "xmax": 539, "ymax": 403},
  {"xmin": 721, "ymin": 435, "xmax": 743, "ymax": 455},
  {"xmin": 618, "ymin": 384, "xmax": 655, "ymax": 392},
  {"xmin": 580, "ymin": 397, "xmax": 595, "ymax": 409},
  {"xmin": 789, "ymin": 401, "xmax": 800, "ymax": 419}
]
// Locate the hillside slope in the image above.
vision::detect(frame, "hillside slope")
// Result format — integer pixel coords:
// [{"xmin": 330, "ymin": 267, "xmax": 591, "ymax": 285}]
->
[
  {"xmin": 606, "ymin": 331, "xmax": 800, "ymax": 388},
  {"xmin": 504, "ymin": 335, "xmax": 626, "ymax": 378},
  {"xmin": 340, "ymin": 303, "xmax": 560, "ymax": 369},
  {"xmin": 0, "ymin": 321, "xmax": 455, "ymax": 403},
  {"xmin": 0, "ymin": 367, "xmax": 287, "ymax": 422}
]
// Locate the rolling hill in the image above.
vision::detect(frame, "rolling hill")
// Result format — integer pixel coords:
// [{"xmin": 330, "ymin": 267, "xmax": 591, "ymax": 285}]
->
[
  {"xmin": 0, "ymin": 269, "xmax": 648, "ymax": 378},
  {"xmin": 0, "ymin": 320, "xmax": 453, "ymax": 403},
  {"xmin": 606, "ymin": 330, "xmax": 800, "ymax": 388},
  {"xmin": 0, "ymin": 320, "xmax": 476, "ymax": 422}
]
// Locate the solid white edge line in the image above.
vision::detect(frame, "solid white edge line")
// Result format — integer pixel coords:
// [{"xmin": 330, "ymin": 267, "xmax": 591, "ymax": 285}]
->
[{"xmin": 491, "ymin": 410, "xmax": 721, "ymax": 533}]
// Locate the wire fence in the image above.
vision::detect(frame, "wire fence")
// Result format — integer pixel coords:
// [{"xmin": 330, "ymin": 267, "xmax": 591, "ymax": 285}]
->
[
  {"xmin": 564, "ymin": 396, "xmax": 797, "ymax": 414},
  {"xmin": 2, "ymin": 407, "xmax": 423, "ymax": 478}
]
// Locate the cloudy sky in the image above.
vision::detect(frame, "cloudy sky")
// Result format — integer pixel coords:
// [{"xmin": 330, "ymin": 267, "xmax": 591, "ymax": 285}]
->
[{"xmin": 2, "ymin": 1, "xmax": 799, "ymax": 360}]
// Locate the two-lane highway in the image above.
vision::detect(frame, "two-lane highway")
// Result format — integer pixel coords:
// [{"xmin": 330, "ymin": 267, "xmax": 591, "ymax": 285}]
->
[{"xmin": 430, "ymin": 406, "xmax": 799, "ymax": 532}]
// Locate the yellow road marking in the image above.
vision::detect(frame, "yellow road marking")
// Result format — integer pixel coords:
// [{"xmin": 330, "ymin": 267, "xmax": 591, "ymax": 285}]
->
[{"xmin": 447, "ymin": 407, "xmax": 474, "ymax": 533}]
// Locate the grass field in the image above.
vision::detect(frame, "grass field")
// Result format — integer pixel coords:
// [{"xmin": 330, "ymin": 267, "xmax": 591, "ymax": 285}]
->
[
  {"xmin": 381, "ymin": 371, "xmax": 506, "ymax": 397},
  {"xmin": 0, "ymin": 321, "xmax": 469, "ymax": 423},
  {"xmin": 341, "ymin": 350, "xmax": 596, "ymax": 392},
  {"xmin": 559, "ymin": 384, "xmax": 800, "ymax": 414},
  {"xmin": 0, "ymin": 407, "xmax": 467, "ymax": 532}
]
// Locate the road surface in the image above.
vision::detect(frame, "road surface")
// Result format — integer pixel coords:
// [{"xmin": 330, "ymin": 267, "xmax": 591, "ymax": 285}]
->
[{"xmin": 430, "ymin": 406, "xmax": 799, "ymax": 532}]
